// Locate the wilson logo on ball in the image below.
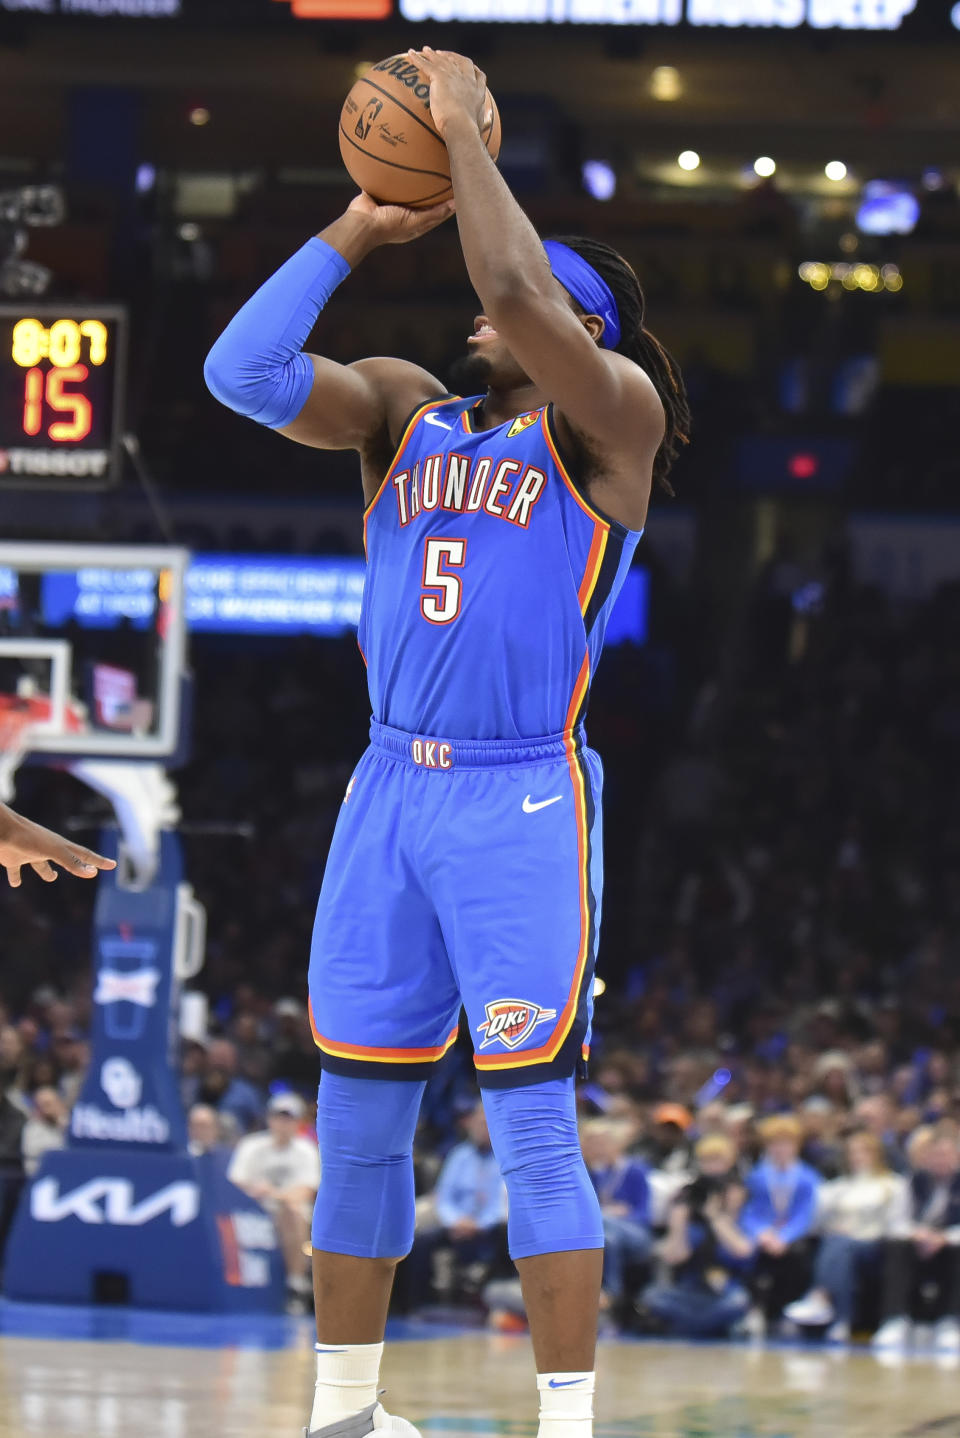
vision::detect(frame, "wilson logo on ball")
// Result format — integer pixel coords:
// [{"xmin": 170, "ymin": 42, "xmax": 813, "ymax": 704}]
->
[
  {"xmin": 339, "ymin": 54, "xmax": 500, "ymax": 209},
  {"xmin": 477, "ymin": 999, "xmax": 558, "ymax": 1050}
]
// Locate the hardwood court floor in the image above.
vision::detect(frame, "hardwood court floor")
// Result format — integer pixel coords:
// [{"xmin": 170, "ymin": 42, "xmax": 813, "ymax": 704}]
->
[{"xmin": 1, "ymin": 1324, "xmax": 960, "ymax": 1437}]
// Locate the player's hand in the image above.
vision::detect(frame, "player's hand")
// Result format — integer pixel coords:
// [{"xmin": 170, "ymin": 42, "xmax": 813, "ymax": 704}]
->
[
  {"xmin": 406, "ymin": 47, "xmax": 489, "ymax": 141},
  {"xmin": 345, "ymin": 191, "xmax": 455, "ymax": 248},
  {"xmin": 0, "ymin": 803, "xmax": 116, "ymax": 889}
]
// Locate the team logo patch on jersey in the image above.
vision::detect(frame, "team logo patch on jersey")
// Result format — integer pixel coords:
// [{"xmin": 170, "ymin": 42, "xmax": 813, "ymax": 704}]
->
[
  {"xmin": 477, "ymin": 998, "xmax": 558, "ymax": 1050},
  {"xmin": 506, "ymin": 410, "xmax": 542, "ymax": 439}
]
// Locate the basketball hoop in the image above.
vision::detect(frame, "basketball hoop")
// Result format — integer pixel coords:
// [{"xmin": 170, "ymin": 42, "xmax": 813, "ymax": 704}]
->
[{"xmin": 0, "ymin": 701, "xmax": 35, "ymax": 802}]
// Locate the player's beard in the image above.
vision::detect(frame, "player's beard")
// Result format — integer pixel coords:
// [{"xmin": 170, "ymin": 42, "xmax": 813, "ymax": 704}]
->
[{"xmin": 448, "ymin": 349, "xmax": 494, "ymax": 395}]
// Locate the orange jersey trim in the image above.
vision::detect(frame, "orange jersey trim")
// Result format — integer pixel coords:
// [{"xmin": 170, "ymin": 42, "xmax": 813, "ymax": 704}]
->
[
  {"xmin": 361, "ymin": 398, "xmax": 447, "ymax": 556},
  {"xmin": 474, "ymin": 741, "xmax": 592, "ymax": 1071},
  {"xmin": 309, "ymin": 1000, "xmax": 459, "ymax": 1065},
  {"xmin": 541, "ymin": 405, "xmax": 611, "ymax": 531},
  {"xmin": 563, "ymin": 651, "xmax": 591, "ymax": 734},
  {"xmin": 577, "ymin": 521, "xmax": 608, "ymax": 616}
]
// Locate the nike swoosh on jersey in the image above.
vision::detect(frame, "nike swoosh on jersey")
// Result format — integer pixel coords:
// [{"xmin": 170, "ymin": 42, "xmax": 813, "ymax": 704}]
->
[
  {"xmin": 423, "ymin": 411, "xmax": 453, "ymax": 429},
  {"xmin": 522, "ymin": 795, "xmax": 563, "ymax": 813},
  {"xmin": 548, "ymin": 1378, "xmax": 587, "ymax": 1388}
]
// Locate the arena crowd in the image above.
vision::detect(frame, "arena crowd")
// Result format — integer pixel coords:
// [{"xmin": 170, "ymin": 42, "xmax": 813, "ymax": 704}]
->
[{"xmin": 0, "ymin": 560, "xmax": 957, "ymax": 1345}]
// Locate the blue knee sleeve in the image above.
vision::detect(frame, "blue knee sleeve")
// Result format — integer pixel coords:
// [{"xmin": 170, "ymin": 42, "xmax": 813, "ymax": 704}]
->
[
  {"xmin": 482, "ymin": 1078, "xmax": 603, "ymax": 1260},
  {"xmin": 312, "ymin": 1072, "xmax": 424, "ymax": 1259}
]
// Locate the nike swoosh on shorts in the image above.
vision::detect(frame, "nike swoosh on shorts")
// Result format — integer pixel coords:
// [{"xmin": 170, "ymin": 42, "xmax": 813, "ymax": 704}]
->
[{"xmin": 522, "ymin": 795, "xmax": 563, "ymax": 813}]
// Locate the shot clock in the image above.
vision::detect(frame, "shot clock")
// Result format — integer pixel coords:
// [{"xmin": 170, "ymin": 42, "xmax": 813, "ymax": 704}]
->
[{"xmin": 0, "ymin": 306, "xmax": 127, "ymax": 488}]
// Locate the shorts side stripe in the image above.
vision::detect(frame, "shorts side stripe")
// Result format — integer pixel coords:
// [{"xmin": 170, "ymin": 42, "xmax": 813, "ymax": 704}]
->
[{"xmin": 473, "ymin": 739, "xmax": 593, "ymax": 1072}]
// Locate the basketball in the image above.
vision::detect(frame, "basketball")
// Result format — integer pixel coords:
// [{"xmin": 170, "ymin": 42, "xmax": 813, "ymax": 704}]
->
[{"xmin": 339, "ymin": 54, "xmax": 501, "ymax": 209}]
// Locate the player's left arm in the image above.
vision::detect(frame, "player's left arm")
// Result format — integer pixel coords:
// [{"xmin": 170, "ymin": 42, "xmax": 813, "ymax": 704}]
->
[
  {"xmin": 411, "ymin": 48, "xmax": 664, "ymax": 520},
  {"xmin": 0, "ymin": 803, "xmax": 116, "ymax": 888}
]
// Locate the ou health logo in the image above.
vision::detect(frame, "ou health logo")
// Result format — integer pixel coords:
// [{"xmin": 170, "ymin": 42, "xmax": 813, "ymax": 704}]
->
[
  {"xmin": 100, "ymin": 1057, "xmax": 142, "ymax": 1110},
  {"xmin": 477, "ymin": 999, "xmax": 557, "ymax": 1051}
]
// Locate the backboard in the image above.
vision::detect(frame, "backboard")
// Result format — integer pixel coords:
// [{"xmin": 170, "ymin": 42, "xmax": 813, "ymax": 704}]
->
[{"xmin": 0, "ymin": 543, "xmax": 189, "ymax": 788}]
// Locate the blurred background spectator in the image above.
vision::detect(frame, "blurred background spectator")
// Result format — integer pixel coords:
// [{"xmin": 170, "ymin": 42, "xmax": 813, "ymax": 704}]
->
[
  {"xmin": 641, "ymin": 1134, "xmax": 753, "ymax": 1339},
  {"xmin": 872, "ymin": 1128, "xmax": 960, "ymax": 1353},
  {"xmin": 784, "ymin": 1129, "xmax": 908, "ymax": 1343},
  {"xmin": 227, "ymin": 1092, "xmax": 320, "ymax": 1313}
]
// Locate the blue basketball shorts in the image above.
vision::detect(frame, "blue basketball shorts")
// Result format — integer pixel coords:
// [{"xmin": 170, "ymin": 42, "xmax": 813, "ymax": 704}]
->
[{"xmin": 308, "ymin": 721, "xmax": 603, "ymax": 1089}]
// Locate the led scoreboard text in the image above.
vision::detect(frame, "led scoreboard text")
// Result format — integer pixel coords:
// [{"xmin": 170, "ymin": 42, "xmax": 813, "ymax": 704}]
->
[{"xmin": 0, "ymin": 307, "xmax": 126, "ymax": 487}]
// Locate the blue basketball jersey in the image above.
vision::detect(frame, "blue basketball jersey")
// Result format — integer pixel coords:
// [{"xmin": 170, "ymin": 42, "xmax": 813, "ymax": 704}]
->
[{"xmin": 358, "ymin": 395, "xmax": 642, "ymax": 742}]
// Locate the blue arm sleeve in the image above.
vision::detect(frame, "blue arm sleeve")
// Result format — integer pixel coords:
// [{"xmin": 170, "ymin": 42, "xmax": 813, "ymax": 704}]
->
[{"xmin": 203, "ymin": 236, "xmax": 351, "ymax": 430}]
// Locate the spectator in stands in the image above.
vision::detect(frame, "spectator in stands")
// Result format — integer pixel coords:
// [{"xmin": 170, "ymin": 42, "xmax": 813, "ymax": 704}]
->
[
  {"xmin": 641, "ymin": 1103, "xmax": 693, "ymax": 1174},
  {"xmin": 854, "ymin": 1094, "xmax": 907, "ymax": 1173},
  {"xmin": 269, "ymin": 998, "xmax": 320, "ymax": 1089},
  {"xmin": 0, "ymin": 1026, "xmax": 27, "ymax": 1114},
  {"xmin": 187, "ymin": 1103, "xmax": 224, "ymax": 1158},
  {"xmin": 581, "ymin": 1118, "xmax": 652, "ymax": 1322},
  {"xmin": 799, "ymin": 1098, "xmax": 845, "ymax": 1179},
  {"xmin": 784, "ymin": 1130, "xmax": 908, "ymax": 1342},
  {"xmin": 227, "ymin": 1092, "xmax": 320, "ymax": 1313},
  {"xmin": 405, "ymin": 1102, "xmax": 507, "ymax": 1311},
  {"xmin": 0, "ymin": 1060, "xmax": 26, "ymax": 1269},
  {"xmin": 182, "ymin": 1037, "xmax": 264, "ymax": 1134},
  {"xmin": 640, "ymin": 1135, "xmax": 754, "ymax": 1337},
  {"xmin": 742, "ymin": 1115, "xmax": 820, "ymax": 1334},
  {"xmin": 872, "ymin": 1128, "xmax": 960, "ymax": 1353},
  {"xmin": 20, "ymin": 1086, "xmax": 68, "ymax": 1176}
]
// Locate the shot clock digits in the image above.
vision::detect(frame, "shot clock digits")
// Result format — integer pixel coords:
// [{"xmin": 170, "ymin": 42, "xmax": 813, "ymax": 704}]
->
[{"xmin": 0, "ymin": 306, "xmax": 126, "ymax": 488}]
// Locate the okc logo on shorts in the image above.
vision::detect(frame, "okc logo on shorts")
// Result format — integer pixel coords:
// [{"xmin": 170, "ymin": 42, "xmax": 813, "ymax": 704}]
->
[{"xmin": 477, "ymin": 998, "xmax": 558, "ymax": 1051}]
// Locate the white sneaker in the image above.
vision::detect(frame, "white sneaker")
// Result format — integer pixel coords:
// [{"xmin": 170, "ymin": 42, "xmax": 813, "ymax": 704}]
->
[
  {"xmin": 306, "ymin": 1404, "xmax": 423, "ymax": 1438},
  {"xmin": 934, "ymin": 1319, "xmax": 960, "ymax": 1353},
  {"xmin": 826, "ymin": 1320, "xmax": 851, "ymax": 1344},
  {"xmin": 872, "ymin": 1317, "xmax": 912, "ymax": 1350},
  {"xmin": 784, "ymin": 1292, "xmax": 835, "ymax": 1327}
]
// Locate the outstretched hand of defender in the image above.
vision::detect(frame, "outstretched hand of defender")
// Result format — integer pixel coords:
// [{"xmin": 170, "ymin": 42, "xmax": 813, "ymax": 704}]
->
[
  {"xmin": 345, "ymin": 190, "xmax": 455, "ymax": 247},
  {"xmin": 0, "ymin": 802, "xmax": 116, "ymax": 889},
  {"xmin": 406, "ymin": 47, "xmax": 490, "ymax": 141}
]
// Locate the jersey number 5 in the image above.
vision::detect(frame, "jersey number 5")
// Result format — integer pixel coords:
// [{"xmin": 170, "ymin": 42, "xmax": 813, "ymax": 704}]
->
[{"xmin": 420, "ymin": 537, "xmax": 467, "ymax": 625}]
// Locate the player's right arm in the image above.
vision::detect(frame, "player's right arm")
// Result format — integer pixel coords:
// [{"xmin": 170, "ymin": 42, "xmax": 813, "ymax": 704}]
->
[
  {"xmin": 0, "ymin": 803, "xmax": 116, "ymax": 888},
  {"xmin": 204, "ymin": 195, "xmax": 453, "ymax": 492}
]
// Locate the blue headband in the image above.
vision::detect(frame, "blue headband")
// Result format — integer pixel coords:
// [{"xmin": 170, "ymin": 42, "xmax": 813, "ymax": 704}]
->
[{"xmin": 542, "ymin": 240, "xmax": 622, "ymax": 351}]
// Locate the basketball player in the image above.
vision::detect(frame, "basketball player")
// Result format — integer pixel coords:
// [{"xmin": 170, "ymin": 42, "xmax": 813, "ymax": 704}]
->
[
  {"xmin": 205, "ymin": 47, "xmax": 689, "ymax": 1438},
  {"xmin": 0, "ymin": 802, "xmax": 116, "ymax": 888}
]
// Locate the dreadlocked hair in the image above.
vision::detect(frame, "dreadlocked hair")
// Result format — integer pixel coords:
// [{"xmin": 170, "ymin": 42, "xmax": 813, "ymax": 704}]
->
[{"xmin": 548, "ymin": 235, "xmax": 691, "ymax": 496}]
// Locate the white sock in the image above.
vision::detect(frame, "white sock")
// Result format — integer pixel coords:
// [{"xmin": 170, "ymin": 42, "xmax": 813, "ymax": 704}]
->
[
  {"xmin": 310, "ymin": 1342, "xmax": 383, "ymax": 1432},
  {"xmin": 537, "ymin": 1371, "xmax": 595, "ymax": 1438}
]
